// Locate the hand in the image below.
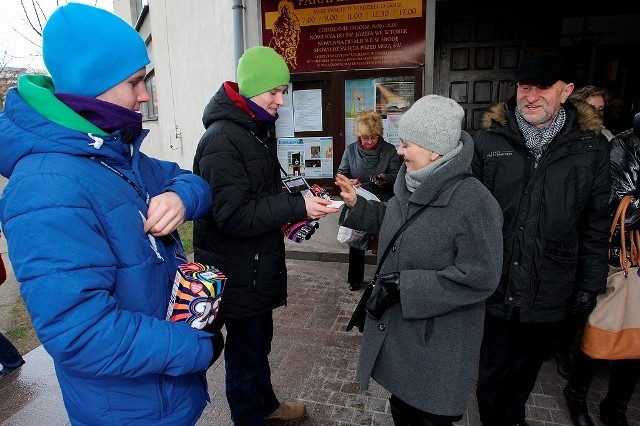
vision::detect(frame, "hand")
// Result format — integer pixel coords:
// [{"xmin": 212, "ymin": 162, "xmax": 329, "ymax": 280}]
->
[
  {"xmin": 377, "ymin": 272, "xmax": 400, "ymax": 301},
  {"xmin": 371, "ymin": 173, "xmax": 386, "ymax": 187},
  {"xmin": 570, "ymin": 289, "xmax": 598, "ymax": 322},
  {"xmin": 209, "ymin": 332, "xmax": 225, "ymax": 367},
  {"xmin": 366, "ymin": 272, "xmax": 400, "ymax": 319},
  {"xmin": 334, "ymin": 174, "xmax": 357, "ymax": 208},
  {"xmin": 144, "ymin": 191, "xmax": 186, "ymax": 236},
  {"xmin": 303, "ymin": 196, "xmax": 339, "ymax": 219}
]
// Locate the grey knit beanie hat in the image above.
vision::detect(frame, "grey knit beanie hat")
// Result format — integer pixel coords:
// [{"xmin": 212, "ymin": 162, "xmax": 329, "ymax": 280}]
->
[{"xmin": 398, "ymin": 95, "xmax": 464, "ymax": 155}]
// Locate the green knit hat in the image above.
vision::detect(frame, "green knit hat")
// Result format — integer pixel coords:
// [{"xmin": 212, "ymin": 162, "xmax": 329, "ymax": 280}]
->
[{"xmin": 237, "ymin": 46, "xmax": 290, "ymax": 98}]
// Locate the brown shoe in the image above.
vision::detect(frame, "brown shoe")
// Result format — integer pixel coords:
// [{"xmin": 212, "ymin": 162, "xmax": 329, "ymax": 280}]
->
[{"xmin": 265, "ymin": 401, "xmax": 306, "ymax": 421}]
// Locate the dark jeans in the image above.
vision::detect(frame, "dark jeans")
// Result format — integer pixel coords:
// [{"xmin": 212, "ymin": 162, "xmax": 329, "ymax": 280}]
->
[
  {"xmin": 347, "ymin": 246, "xmax": 365, "ymax": 285},
  {"xmin": 0, "ymin": 331, "xmax": 24, "ymax": 370},
  {"xmin": 224, "ymin": 311, "xmax": 280, "ymax": 426},
  {"xmin": 476, "ymin": 313, "xmax": 557, "ymax": 426},
  {"xmin": 389, "ymin": 395, "xmax": 462, "ymax": 426}
]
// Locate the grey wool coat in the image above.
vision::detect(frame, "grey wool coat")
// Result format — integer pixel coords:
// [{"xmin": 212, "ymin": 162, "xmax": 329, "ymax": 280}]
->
[{"xmin": 342, "ymin": 131, "xmax": 504, "ymax": 416}]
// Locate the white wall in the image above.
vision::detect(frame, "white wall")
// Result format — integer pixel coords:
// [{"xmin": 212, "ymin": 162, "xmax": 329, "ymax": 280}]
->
[{"xmin": 113, "ymin": 1, "xmax": 241, "ymax": 169}]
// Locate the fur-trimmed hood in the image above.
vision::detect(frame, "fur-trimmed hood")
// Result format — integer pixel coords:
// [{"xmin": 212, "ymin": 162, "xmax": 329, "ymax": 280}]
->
[{"xmin": 481, "ymin": 97, "xmax": 604, "ymax": 135}]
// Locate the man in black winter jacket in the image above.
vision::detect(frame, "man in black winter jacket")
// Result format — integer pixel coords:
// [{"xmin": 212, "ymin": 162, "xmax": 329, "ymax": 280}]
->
[
  {"xmin": 192, "ymin": 46, "xmax": 338, "ymax": 425},
  {"xmin": 471, "ymin": 53, "xmax": 610, "ymax": 426}
]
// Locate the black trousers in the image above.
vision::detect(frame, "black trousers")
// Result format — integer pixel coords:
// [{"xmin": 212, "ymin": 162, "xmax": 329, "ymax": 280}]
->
[
  {"xmin": 476, "ymin": 313, "xmax": 557, "ymax": 426},
  {"xmin": 347, "ymin": 246, "xmax": 365, "ymax": 285}
]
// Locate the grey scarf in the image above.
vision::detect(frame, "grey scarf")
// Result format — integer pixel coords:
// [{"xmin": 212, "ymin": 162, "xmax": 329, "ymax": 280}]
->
[
  {"xmin": 515, "ymin": 106, "xmax": 566, "ymax": 158},
  {"xmin": 405, "ymin": 142, "xmax": 463, "ymax": 192}
]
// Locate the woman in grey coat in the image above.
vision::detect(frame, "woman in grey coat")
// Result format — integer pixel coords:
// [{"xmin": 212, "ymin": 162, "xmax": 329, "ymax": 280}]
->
[
  {"xmin": 337, "ymin": 110, "xmax": 401, "ymax": 291},
  {"xmin": 336, "ymin": 95, "xmax": 503, "ymax": 425}
]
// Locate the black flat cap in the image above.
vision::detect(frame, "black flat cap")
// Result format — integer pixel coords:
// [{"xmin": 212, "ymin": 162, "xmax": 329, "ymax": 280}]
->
[{"xmin": 514, "ymin": 53, "xmax": 572, "ymax": 86}]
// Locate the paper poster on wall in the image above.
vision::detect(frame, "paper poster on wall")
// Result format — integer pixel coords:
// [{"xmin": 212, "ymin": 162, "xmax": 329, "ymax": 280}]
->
[
  {"xmin": 345, "ymin": 78, "xmax": 376, "ymax": 118},
  {"xmin": 275, "ymin": 106, "xmax": 295, "ymax": 137},
  {"xmin": 276, "ymin": 83, "xmax": 295, "ymax": 137},
  {"xmin": 283, "ymin": 83, "xmax": 293, "ymax": 105},
  {"xmin": 345, "ymin": 118, "xmax": 356, "ymax": 146},
  {"xmin": 277, "ymin": 138, "xmax": 305, "ymax": 176},
  {"xmin": 293, "ymin": 89, "xmax": 323, "ymax": 132},
  {"xmin": 384, "ymin": 114, "xmax": 402, "ymax": 148},
  {"xmin": 375, "ymin": 76, "xmax": 414, "ymax": 114},
  {"xmin": 277, "ymin": 136, "xmax": 333, "ymax": 178},
  {"xmin": 303, "ymin": 137, "xmax": 333, "ymax": 177}
]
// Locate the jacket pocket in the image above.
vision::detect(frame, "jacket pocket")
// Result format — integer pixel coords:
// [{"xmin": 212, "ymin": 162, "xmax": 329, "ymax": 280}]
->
[
  {"xmin": 534, "ymin": 247, "xmax": 576, "ymax": 308},
  {"xmin": 566, "ymin": 166, "xmax": 593, "ymax": 213}
]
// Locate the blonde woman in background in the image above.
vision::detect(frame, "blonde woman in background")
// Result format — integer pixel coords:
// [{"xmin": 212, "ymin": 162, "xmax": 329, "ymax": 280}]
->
[{"xmin": 337, "ymin": 110, "xmax": 401, "ymax": 291}]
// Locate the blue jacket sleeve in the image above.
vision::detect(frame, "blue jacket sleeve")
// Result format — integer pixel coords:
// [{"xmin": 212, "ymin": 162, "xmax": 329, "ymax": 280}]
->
[{"xmin": 140, "ymin": 153, "xmax": 211, "ymax": 221}]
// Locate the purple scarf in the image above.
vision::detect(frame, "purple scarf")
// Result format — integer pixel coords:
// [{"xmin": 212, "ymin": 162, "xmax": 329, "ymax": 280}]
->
[
  {"xmin": 55, "ymin": 93, "xmax": 143, "ymax": 142},
  {"xmin": 245, "ymin": 97, "xmax": 279, "ymax": 123}
]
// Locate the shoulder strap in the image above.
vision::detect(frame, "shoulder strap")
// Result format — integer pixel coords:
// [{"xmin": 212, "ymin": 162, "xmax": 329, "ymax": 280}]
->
[
  {"xmin": 373, "ymin": 172, "xmax": 473, "ymax": 279},
  {"xmin": 612, "ymin": 195, "xmax": 636, "ymax": 275}
]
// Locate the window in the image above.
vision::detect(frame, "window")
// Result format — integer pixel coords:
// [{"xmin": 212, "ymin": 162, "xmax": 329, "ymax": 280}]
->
[
  {"xmin": 142, "ymin": 71, "xmax": 157, "ymax": 120},
  {"xmin": 130, "ymin": 0, "xmax": 148, "ymax": 24}
]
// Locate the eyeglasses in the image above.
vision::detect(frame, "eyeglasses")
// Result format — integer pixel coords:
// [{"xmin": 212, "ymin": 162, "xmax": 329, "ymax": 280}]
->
[{"xmin": 360, "ymin": 135, "xmax": 379, "ymax": 141}]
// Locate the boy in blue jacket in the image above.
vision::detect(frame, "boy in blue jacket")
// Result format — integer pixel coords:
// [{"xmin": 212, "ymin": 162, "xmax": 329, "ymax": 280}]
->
[{"xmin": 0, "ymin": 3, "xmax": 222, "ymax": 425}]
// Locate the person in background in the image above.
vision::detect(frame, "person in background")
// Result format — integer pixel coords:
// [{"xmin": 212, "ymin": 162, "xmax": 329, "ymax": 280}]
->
[
  {"xmin": 0, "ymin": 4, "xmax": 218, "ymax": 425},
  {"xmin": 0, "ymin": 229, "xmax": 25, "ymax": 378},
  {"xmin": 193, "ymin": 46, "xmax": 338, "ymax": 425},
  {"xmin": 336, "ymin": 95, "xmax": 503, "ymax": 425},
  {"xmin": 0, "ymin": 332, "xmax": 24, "ymax": 378},
  {"xmin": 570, "ymin": 85, "xmax": 614, "ymax": 140},
  {"xmin": 337, "ymin": 110, "xmax": 400, "ymax": 291},
  {"xmin": 549, "ymin": 85, "xmax": 615, "ymax": 380},
  {"xmin": 472, "ymin": 53, "xmax": 610, "ymax": 426},
  {"xmin": 605, "ymin": 97, "xmax": 631, "ymax": 137},
  {"xmin": 562, "ymin": 112, "xmax": 640, "ymax": 426}
]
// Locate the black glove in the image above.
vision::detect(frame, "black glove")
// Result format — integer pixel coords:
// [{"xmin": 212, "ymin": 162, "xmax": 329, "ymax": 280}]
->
[
  {"xmin": 370, "ymin": 173, "xmax": 386, "ymax": 187},
  {"xmin": 209, "ymin": 332, "xmax": 225, "ymax": 367},
  {"xmin": 570, "ymin": 289, "xmax": 598, "ymax": 322},
  {"xmin": 366, "ymin": 272, "xmax": 400, "ymax": 319}
]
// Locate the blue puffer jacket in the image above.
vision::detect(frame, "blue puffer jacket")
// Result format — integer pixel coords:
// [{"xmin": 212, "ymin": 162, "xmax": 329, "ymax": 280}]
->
[{"xmin": 0, "ymin": 76, "xmax": 213, "ymax": 425}]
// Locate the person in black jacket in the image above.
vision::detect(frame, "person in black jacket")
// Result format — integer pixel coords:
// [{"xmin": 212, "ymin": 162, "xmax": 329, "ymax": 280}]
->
[
  {"xmin": 562, "ymin": 113, "xmax": 640, "ymax": 426},
  {"xmin": 472, "ymin": 53, "xmax": 611, "ymax": 426},
  {"xmin": 192, "ymin": 46, "xmax": 338, "ymax": 425}
]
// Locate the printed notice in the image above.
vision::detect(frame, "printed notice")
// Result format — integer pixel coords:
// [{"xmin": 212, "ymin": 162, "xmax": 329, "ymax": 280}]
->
[{"xmin": 293, "ymin": 89, "xmax": 323, "ymax": 132}]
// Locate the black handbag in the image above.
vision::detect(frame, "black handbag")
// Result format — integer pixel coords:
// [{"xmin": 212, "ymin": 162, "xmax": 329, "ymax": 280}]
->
[{"xmin": 345, "ymin": 173, "xmax": 472, "ymax": 332}]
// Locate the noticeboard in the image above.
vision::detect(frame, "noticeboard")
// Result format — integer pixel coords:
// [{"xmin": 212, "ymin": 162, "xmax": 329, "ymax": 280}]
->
[{"xmin": 261, "ymin": 0, "xmax": 426, "ymax": 72}]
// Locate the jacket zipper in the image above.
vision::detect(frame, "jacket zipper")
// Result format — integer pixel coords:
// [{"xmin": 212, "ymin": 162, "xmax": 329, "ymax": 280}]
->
[{"xmin": 252, "ymin": 252, "xmax": 259, "ymax": 289}]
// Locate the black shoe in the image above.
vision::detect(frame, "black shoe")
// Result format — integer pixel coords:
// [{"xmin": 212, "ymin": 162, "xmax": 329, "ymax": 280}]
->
[
  {"xmin": 348, "ymin": 282, "xmax": 361, "ymax": 291},
  {"xmin": 563, "ymin": 385, "xmax": 595, "ymax": 426},
  {"xmin": 600, "ymin": 398, "xmax": 629, "ymax": 426}
]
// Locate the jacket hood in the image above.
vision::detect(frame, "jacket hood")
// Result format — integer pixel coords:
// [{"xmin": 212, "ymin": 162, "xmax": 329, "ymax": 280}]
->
[
  {"xmin": 481, "ymin": 97, "xmax": 603, "ymax": 134},
  {"xmin": 202, "ymin": 81, "xmax": 257, "ymax": 132},
  {"xmin": 0, "ymin": 74, "xmax": 144, "ymax": 179}
]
